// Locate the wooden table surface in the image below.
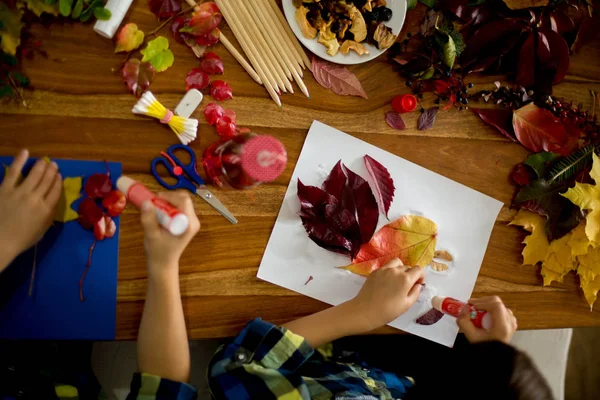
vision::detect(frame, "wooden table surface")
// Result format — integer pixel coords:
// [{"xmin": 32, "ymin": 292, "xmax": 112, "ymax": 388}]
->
[{"xmin": 2, "ymin": 2, "xmax": 600, "ymax": 339}]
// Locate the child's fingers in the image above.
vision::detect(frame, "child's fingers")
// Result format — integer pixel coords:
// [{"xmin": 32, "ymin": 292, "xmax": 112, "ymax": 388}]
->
[
  {"xmin": 457, "ymin": 314, "xmax": 482, "ymax": 341},
  {"xmin": 404, "ymin": 265, "xmax": 425, "ymax": 285},
  {"xmin": 35, "ymin": 161, "xmax": 58, "ymax": 197},
  {"xmin": 157, "ymin": 191, "xmax": 195, "ymax": 216},
  {"xmin": 3, "ymin": 149, "xmax": 28, "ymax": 188},
  {"xmin": 45, "ymin": 173, "xmax": 63, "ymax": 207},
  {"xmin": 20, "ymin": 159, "xmax": 47, "ymax": 193},
  {"xmin": 380, "ymin": 258, "xmax": 404, "ymax": 270},
  {"xmin": 140, "ymin": 201, "xmax": 160, "ymax": 235}
]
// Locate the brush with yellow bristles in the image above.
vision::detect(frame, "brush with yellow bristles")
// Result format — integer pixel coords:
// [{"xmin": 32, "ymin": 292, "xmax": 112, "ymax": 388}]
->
[{"xmin": 132, "ymin": 91, "xmax": 198, "ymax": 145}]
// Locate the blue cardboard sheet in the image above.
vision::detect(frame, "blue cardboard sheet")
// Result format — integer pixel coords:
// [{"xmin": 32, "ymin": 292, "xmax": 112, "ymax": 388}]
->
[{"xmin": 0, "ymin": 157, "xmax": 121, "ymax": 340}]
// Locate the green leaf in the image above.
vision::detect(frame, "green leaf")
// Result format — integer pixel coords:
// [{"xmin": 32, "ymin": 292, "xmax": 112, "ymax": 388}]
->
[
  {"xmin": 524, "ymin": 152, "xmax": 559, "ymax": 179},
  {"xmin": 72, "ymin": 0, "xmax": 83, "ymax": 18},
  {"xmin": 59, "ymin": 0, "xmax": 73, "ymax": 17},
  {"xmin": 26, "ymin": 0, "xmax": 60, "ymax": 16},
  {"xmin": 407, "ymin": 0, "xmax": 417, "ymax": 9},
  {"xmin": 549, "ymin": 145, "xmax": 597, "ymax": 184},
  {"xmin": 416, "ymin": 66, "xmax": 435, "ymax": 80},
  {"xmin": 419, "ymin": 0, "xmax": 436, "ymax": 8},
  {"xmin": 435, "ymin": 31, "xmax": 456, "ymax": 69},
  {"xmin": 141, "ymin": 36, "xmax": 174, "ymax": 72},
  {"xmin": 11, "ymin": 71, "xmax": 30, "ymax": 87},
  {"xmin": 0, "ymin": 84, "xmax": 14, "ymax": 98},
  {"xmin": 93, "ymin": 6, "xmax": 111, "ymax": 20},
  {"xmin": 45, "ymin": 0, "xmax": 58, "ymax": 4}
]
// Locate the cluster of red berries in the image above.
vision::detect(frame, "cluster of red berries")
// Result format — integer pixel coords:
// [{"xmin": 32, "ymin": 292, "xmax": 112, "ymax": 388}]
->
[{"xmin": 542, "ymin": 95, "xmax": 599, "ymax": 143}]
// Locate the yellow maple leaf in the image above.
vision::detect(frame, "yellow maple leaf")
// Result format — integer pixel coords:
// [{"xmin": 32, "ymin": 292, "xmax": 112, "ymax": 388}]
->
[
  {"xmin": 54, "ymin": 176, "xmax": 82, "ymax": 223},
  {"xmin": 568, "ymin": 223, "xmax": 592, "ymax": 256},
  {"xmin": 0, "ymin": 2, "xmax": 24, "ymax": 56},
  {"xmin": 509, "ymin": 210, "xmax": 550, "ymax": 266},
  {"xmin": 561, "ymin": 152, "xmax": 600, "ymax": 244},
  {"xmin": 25, "ymin": 0, "xmax": 59, "ymax": 17},
  {"xmin": 577, "ymin": 246, "xmax": 600, "ymax": 310}
]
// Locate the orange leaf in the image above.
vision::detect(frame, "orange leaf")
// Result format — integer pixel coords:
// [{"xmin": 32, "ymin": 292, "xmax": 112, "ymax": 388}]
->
[
  {"xmin": 115, "ymin": 23, "xmax": 145, "ymax": 53},
  {"xmin": 339, "ymin": 215, "xmax": 437, "ymax": 276}
]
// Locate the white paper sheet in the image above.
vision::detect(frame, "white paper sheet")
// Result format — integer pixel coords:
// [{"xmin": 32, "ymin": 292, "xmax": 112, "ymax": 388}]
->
[{"xmin": 257, "ymin": 121, "xmax": 503, "ymax": 347}]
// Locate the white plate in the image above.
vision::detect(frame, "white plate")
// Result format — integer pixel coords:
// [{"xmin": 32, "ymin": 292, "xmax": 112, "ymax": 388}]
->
[{"xmin": 282, "ymin": 0, "xmax": 406, "ymax": 65}]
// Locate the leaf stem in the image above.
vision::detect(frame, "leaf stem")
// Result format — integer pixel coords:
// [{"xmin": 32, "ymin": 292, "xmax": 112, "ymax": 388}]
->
[
  {"xmin": 28, "ymin": 244, "xmax": 38, "ymax": 297},
  {"xmin": 8, "ymin": 74, "xmax": 27, "ymax": 107},
  {"xmin": 79, "ymin": 239, "xmax": 97, "ymax": 302}
]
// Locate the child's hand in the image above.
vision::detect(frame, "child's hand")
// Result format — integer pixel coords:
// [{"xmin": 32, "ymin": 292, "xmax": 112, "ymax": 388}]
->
[
  {"xmin": 457, "ymin": 296, "xmax": 517, "ymax": 345},
  {"xmin": 0, "ymin": 150, "xmax": 62, "ymax": 271},
  {"xmin": 140, "ymin": 191, "xmax": 200, "ymax": 275},
  {"xmin": 350, "ymin": 258, "xmax": 424, "ymax": 331}
]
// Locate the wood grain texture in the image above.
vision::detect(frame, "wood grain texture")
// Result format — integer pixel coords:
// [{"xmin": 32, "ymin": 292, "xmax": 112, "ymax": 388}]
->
[{"xmin": 1, "ymin": 2, "xmax": 600, "ymax": 339}]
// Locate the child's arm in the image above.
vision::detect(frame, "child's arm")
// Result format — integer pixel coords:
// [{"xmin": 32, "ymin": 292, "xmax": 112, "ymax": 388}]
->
[
  {"xmin": 0, "ymin": 149, "xmax": 62, "ymax": 272},
  {"xmin": 283, "ymin": 258, "xmax": 424, "ymax": 348},
  {"xmin": 136, "ymin": 191, "xmax": 200, "ymax": 383}
]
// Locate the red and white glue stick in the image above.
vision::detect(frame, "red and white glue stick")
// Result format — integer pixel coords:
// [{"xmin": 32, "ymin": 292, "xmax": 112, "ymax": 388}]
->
[
  {"xmin": 116, "ymin": 176, "xmax": 189, "ymax": 236},
  {"xmin": 432, "ymin": 296, "xmax": 492, "ymax": 330}
]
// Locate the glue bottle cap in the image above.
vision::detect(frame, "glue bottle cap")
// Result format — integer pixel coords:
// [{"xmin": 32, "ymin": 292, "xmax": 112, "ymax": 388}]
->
[
  {"xmin": 241, "ymin": 135, "xmax": 287, "ymax": 183},
  {"xmin": 391, "ymin": 94, "xmax": 418, "ymax": 114},
  {"xmin": 93, "ymin": 0, "xmax": 135, "ymax": 39}
]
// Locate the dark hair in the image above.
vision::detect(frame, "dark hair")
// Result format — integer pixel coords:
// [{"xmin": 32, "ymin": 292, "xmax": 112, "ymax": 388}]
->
[{"xmin": 405, "ymin": 341, "xmax": 554, "ymax": 400}]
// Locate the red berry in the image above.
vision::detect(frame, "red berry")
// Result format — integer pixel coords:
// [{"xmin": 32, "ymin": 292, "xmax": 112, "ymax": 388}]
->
[
  {"xmin": 200, "ymin": 52, "xmax": 224, "ymax": 74},
  {"xmin": 204, "ymin": 103, "xmax": 224, "ymax": 125},
  {"xmin": 185, "ymin": 68, "xmax": 210, "ymax": 91},
  {"xmin": 216, "ymin": 116, "xmax": 236, "ymax": 138},
  {"xmin": 210, "ymin": 80, "xmax": 232, "ymax": 101},
  {"xmin": 223, "ymin": 109, "xmax": 236, "ymax": 122},
  {"xmin": 102, "ymin": 190, "xmax": 127, "ymax": 217},
  {"xmin": 84, "ymin": 174, "xmax": 112, "ymax": 199}
]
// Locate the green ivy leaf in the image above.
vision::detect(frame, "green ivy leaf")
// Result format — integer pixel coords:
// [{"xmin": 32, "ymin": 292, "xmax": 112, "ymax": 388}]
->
[
  {"xmin": 72, "ymin": 0, "xmax": 83, "ymax": 18},
  {"xmin": 416, "ymin": 66, "xmax": 435, "ymax": 80},
  {"xmin": 419, "ymin": 0, "xmax": 436, "ymax": 8},
  {"xmin": 59, "ymin": 0, "xmax": 73, "ymax": 17},
  {"xmin": 523, "ymin": 152, "xmax": 559, "ymax": 179},
  {"xmin": 0, "ymin": 84, "xmax": 14, "ymax": 98},
  {"xmin": 93, "ymin": 6, "xmax": 111, "ymax": 20},
  {"xmin": 79, "ymin": 0, "xmax": 102, "ymax": 21},
  {"xmin": 407, "ymin": 0, "xmax": 417, "ymax": 10},
  {"xmin": 11, "ymin": 71, "xmax": 30, "ymax": 87},
  {"xmin": 141, "ymin": 36, "xmax": 174, "ymax": 73},
  {"xmin": 0, "ymin": 2, "xmax": 24, "ymax": 56}
]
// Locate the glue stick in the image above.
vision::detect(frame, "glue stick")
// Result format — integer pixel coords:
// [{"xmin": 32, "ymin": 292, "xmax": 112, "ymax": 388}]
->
[
  {"xmin": 116, "ymin": 176, "xmax": 189, "ymax": 236},
  {"xmin": 432, "ymin": 296, "xmax": 492, "ymax": 330}
]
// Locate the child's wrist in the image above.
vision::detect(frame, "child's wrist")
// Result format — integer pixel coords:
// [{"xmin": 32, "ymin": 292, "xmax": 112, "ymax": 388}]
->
[{"xmin": 339, "ymin": 299, "xmax": 378, "ymax": 335}]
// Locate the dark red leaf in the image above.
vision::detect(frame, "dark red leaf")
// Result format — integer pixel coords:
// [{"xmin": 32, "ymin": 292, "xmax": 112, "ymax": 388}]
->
[
  {"xmin": 416, "ymin": 308, "xmax": 444, "ymax": 325},
  {"xmin": 181, "ymin": 2, "xmax": 222, "ymax": 36},
  {"xmin": 210, "ymin": 80, "xmax": 232, "ymax": 101},
  {"xmin": 417, "ymin": 107, "xmax": 439, "ymax": 131},
  {"xmin": 148, "ymin": 0, "xmax": 181, "ymax": 19},
  {"xmin": 122, "ymin": 59, "xmax": 155, "ymax": 98},
  {"xmin": 102, "ymin": 190, "xmax": 127, "ymax": 217},
  {"xmin": 84, "ymin": 174, "xmax": 112, "ymax": 199},
  {"xmin": 549, "ymin": 11, "xmax": 575, "ymax": 34},
  {"xmin": 364, "ymin": 155, "xmax": 395, "ymax": 218},
  {"xmin": 194, "ymin": 29, "xmax": 220, "ymax": 46},
  {"xmin": 223, "ymin": 109, "xmax": 236, "ymax": 122},
  {"xmin": 342, "ymin": 164, "xmax": 379, "ymax": 244},
  {"xmin": 433, "ymin": 79, "xmax": 449, "ymax": 94},
  {"xmin": 170, "ymin": 17, "xmax": 190, "ymax": 44},
  {"xmin": 513, "ymin": 104, "xmax": 570, "ymax": 155},
  {"xmin": 200, "ymin": 52, "xmax": 224, "ymax": 74},
  {"xmin": 78, "ymin": 198, "xmax": 104, "ymax": 230},
  {"xmin": 215, "ymin": 116, "xmax": 237, "ymax": 138},
  {"xmin": 539, "ymin": 28, "xmax": 569, "ymax": 85},
  {"xmin": 298, "ymin": 180, "xmax": 337, "ymax": 219},
  {"xmin": 471, "ymin": 108, "xmax": 517, "ymax": 142},
  {"xmin": 185, "ymin": 68, "xmax": 210, "ymax": 91},
  {"xmin": 322, "ymin": 161, "xmax": 346, "ymax": 202},
  {"xmin": 510, "ymin": 164, "xmax": 534, "ymax": 187},
  {"xmin": 300, "ymin": 216, "xmax": 354, "ymax": 256},
  {"xmin": 516, "ymin": 31, "xmax": 536, "ymax": 89},
  {"xmin": 385, "ymin": 111, "xmax": 406, "ymax": 130}
]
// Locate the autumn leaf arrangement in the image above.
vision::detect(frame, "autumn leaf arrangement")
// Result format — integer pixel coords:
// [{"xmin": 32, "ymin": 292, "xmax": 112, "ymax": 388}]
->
[
  {"xmin": 297, "ymin": 155, "xmax": 453, "ymax": 277},
  {"xmin": 0, "ymin": 0, "xmax": 111, "ymax": 103}
]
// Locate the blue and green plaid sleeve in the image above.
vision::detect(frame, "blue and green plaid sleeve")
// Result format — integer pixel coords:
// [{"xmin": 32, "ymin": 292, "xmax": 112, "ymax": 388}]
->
[
  {"xmin": 127, "ymin": 373, "xmax": 197, "ymax": 400},
  {"xmin": 209, "ymin": 318, "xmax": 314, "ymax": 399}
]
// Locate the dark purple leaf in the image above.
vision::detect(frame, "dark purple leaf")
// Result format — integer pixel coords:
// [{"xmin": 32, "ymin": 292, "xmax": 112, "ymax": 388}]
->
[
  {"xmin": 297, "ymin": 180, "xmax": 336, "ymax": 219},
  {"xmin": 385, "ymin": 111, "xmax": 406, "ymax": 130},
  {"xmin": 148, "ymin": 0, "xmax": 181, "ymax": 19},
  {"xmin": 416, "ymin": 308, "xmax": 444, "ymax": 325},
  {"xmin": 364, "ymin": 155, "xmax": 395, "ymax": 218},
  {"xmin": 418, "ymin": 107, "xmax": 439, "ymax": 131},
  {"xmin": 462, "ymin": 20, "xmax": 527, "ymax": 70},
  {"xmin": 300, "ymin": 216, "xmax": 354, "ymax": 256},
  {"xmin": 170, "ymin": 17, "xmax": 190, "ymax": 44},
  {"xmin": 516, "ymin": 31, "xmax": 536, "ymax": 89},
  {"xmin": 471, "ymin": 108, "xmax": 517, "ymax": 142},
  {"xmin": 322, "ymin": 161, "xmax": 346, "ymax": 202},
  {"xmin": 342, "ymin": 164, "xmax": 379, "ymax": 244},
  {"xmin": 539, "ymin": 27, "xmax": 569, "ymax": 85},
  {"xmin": 510, "ymin": 164, "xmax": 534, "ymax": 187}
]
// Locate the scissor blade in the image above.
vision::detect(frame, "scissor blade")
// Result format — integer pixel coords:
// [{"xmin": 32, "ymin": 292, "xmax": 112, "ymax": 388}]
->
[{"xmin": 195, "ymin": 187, "xmax": 238, "ymax": 224}]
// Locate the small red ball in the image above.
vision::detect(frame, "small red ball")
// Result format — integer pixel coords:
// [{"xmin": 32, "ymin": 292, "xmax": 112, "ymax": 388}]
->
[{"xmin": 391, "ymin": 94, "xmax": 418, "ymax": 113}]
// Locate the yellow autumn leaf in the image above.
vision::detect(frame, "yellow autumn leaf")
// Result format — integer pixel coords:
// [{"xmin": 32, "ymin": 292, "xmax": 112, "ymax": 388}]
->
[
  {"xmin": 0, "ymin": 2, "xmax": 24, "ymax": 56},
  {"xmin": 509, "ymin": 210, "xmax": 550, "ymax": 266},
  {"xmin": 339, "ymin": 215, "xmax": 437, "ymax": 276},
  {"xmin": 115, "ymin": 23, "xmax": 145, "ymax": 53},
  {"xmin": 25, "ymin": 0, "xmax": 60, "ymax": 17},
  {"xmin": 53, "ymin": 176, "xmax": 82, "ymax": 223},
  {"xmin": 561, "ymin": 152, "xmax": 600, "ymax": 244}
]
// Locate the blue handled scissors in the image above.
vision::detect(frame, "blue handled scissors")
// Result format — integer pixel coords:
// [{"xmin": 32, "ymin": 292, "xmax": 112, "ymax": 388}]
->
[{"xmin": 151, "ymin": 144, "xmax": 238, "ymax": 224}]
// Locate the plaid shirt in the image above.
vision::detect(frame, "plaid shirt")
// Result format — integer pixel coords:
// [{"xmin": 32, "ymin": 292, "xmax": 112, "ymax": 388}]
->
[
  {"xmin": 209, "ymin": 319, "xmax": 414, "ymax": 400},
  {"xmin": 127, "ymin": 373, "xmax": 197, "ymax": 400}
]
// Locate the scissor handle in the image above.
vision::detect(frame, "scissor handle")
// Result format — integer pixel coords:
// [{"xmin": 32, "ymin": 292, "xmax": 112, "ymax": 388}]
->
[
  {"xmin": 151, "ymin": 157, "xmax": 197, "ymax": 194},
  {"xmin": 167, "ymin": 144, "xmax": 206, "ymax": 186}
]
